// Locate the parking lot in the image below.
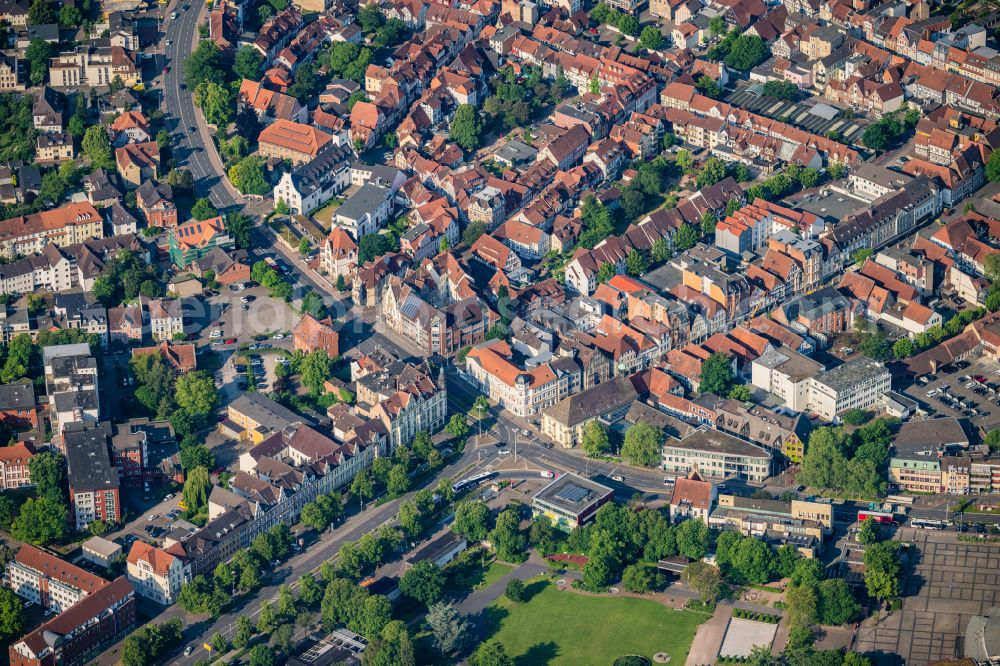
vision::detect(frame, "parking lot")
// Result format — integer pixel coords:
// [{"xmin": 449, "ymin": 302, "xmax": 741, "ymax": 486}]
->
[
  {"xmin": 196, "ymin": 283, "xmax": 301, "ymax": 348},
  {"xmin": 855, "ymin": 531, "xmax": 1000, "ymax": 664},
  {"xmin": 901, "ymin": 356, "xmax": 1000, "ymax": 431}
]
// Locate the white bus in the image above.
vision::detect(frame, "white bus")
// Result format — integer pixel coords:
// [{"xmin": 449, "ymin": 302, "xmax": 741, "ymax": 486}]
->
[{"xmin": 911, "ymin": 519, "xmax": 947, "ymax": 530}]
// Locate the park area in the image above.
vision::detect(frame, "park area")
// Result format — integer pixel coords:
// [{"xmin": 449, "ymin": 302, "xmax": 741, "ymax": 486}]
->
[{"xmin": 481, "ymin": 578, "xmax": 706, "ymax": 665}]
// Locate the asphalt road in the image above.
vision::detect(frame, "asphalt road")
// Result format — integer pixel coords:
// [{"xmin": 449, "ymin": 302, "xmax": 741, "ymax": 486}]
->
[{"xmin": 161, "ymin": 0, "xmax": 241, "ymax": 210}]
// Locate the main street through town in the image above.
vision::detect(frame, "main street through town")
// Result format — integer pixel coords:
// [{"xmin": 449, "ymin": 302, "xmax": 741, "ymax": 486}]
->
[{"xmin": 160, "ymin": 0, "xmax": 241, "ymax": 211}]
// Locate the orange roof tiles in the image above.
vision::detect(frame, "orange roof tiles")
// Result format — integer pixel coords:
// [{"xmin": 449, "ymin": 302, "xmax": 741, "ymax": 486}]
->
[{"xmin": 258, "ymin": 119, "xmax": 332, "ymax": 158}]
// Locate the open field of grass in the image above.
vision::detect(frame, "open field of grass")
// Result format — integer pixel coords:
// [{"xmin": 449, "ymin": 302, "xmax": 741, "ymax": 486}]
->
[{"xmin": 481, "ymin": 579, "xmax": 706, "ymax": 666}]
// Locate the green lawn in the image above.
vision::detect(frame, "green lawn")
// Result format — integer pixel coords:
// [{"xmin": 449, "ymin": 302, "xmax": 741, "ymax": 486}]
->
[
  {"xmin": 474, "ymin": 561, "xmax": 516, "ymax": 590},
  {"xmin": 482, "ymin": 579, "xmax": 706, "ymax": 666},
  {"xmin": 444, "ymin": 550, "xmax": 515, "ymax": 592}
]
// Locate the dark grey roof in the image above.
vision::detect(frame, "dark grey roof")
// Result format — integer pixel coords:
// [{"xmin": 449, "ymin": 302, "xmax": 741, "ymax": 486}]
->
[
  {"xmin": 288, "ymin": 141, "xmax": 353, "ymax": 197},
  {"xmin": 106, "ymin": 201, "xmax": 138, "ymax": 228},
  {"xmin": 336, "ymin": 182, "xmax": 390, "ymax": 222},
  {"xmin": 404, "ymin": 531, "xmax": 466, "ymax": 565},
  {"xmin": 666, "ymin": 428, "xmax": 771, "ymax": 459},
  {"xmin": 541, "ymin": 375, "xmax": 637, "ymax": 427},
  {"xmin": 779, "ymin": 286, "xmax": 850, "ymax": 322},
  {"xmin": 0, "ymin": 381, "xmax": 33, "ymax": 411},
  {"xmin": 532, "ymin": 472, "xmax": 614, "ymax": 518},
  {"xmin": 893, "ymin": 417, "xmax": 968, "ymax": 457},
  {"xmin": 64, "ymin": 422, "xmax": 118, "ymax": 492}
]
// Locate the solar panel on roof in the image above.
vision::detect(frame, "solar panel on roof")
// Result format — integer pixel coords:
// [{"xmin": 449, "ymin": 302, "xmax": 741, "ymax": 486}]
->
[{"xmin": 555, "ymin": 484, "xmax": 590, "ymax": 503}]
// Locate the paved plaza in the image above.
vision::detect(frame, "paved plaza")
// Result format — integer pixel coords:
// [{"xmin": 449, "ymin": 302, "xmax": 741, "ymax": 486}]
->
[
  {"xmin": 718, "ymin": 618, "xmax": 779, "ymax": 658},
  {"xmin": 855, "ymin": 533, "xmax": 1000, "ymax": 664}
]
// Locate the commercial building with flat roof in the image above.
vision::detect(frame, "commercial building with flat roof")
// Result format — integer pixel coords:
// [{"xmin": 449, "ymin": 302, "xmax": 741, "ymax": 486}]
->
[
  {"xmin": 64, "ymin": 421, "xmax": 119, "ymax": 530},
  {"xmin": 710, "ymin": 494, "xmax": 833, "ymax": 557},
  {"xmin": 662, "ymin": 428, "xmax": 772, "ymax": 482},
  {"xmin": 751, "ymin": 347, "xmax": 824, "ymax": 412},
  {"xmin": 807, "ymin": 359, "xmax": 891, "ymax": 421},
  {"xmin": 532, "ymin": 473, "xmax": 614, "ymax": 531}
]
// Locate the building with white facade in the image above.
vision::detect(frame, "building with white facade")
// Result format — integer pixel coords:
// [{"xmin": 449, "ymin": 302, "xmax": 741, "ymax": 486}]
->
[
  {"xmin": 6, "ymin": 544, "xmax": 108, "ymax": 613},
  {"xmin": 806, "ymin": 359, "xmax": 892, "ymax": 421},
  {"xmin": 662, "ymin": 428, "xmax": 772, "ymax": 482},
  {"xmin": 750, "ymin": 347, "xmax": 824, "ymax": 413},
  {"xmin": 126, "ymin": 541, "xmax": 189, "ymax": 605}
]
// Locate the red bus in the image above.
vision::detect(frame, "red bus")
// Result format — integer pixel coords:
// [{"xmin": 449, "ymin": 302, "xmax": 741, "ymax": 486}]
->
[{"xmin": 858, "ymin": 510, "xmax": 894, "ymax": 524}]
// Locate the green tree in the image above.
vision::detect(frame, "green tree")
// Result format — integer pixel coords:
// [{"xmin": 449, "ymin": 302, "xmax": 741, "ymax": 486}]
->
[
  {"xmin": 471, "ymin": 639, "xmax": 515, "ymax": 666},
  {"xmin": 82, "ymin": 125, "xmax": 114, "ymax": 169},
  {"xmin": 184, "ymin": 40, "xmax": 225, "ymax": 88},
  {"xmin": 625, "ymin": 249, "xmax": 648, "ymax": 277},
  {"xmin": 596, "ymin": 262, "xmax": 616, "ymax": 284},
  {"xmin": 504, "ymin": 578, "xmax": 526, "ymax": 602},
  {"xmin": 724, "ymin": 35, "xmax": 769, "ymax": 70},
  {"xmin": 399, "ymin": 560, "xmax": 445, "ymax": 607},
  {"xmin": 683, "ymin": 560, "xmax": 722, "ymax": 603},
  {"xmin": 234, "ymin": 44, "xmax": 264, "ymax": 80},
  {"xmin": 987, "ymin": 149, "xmax": 1000, "ymax": 182},
  {"xmin": 858, "ymin": 517, "xmax": 879, "ymax": 545},
  {"xmin": 674, "ymin": 223, "xmax": 698, "ymax": 251},
  {"xmin": 387, "ymin": 464, "xmax": 409, "ymax": 495},
  {"xmin": 892, "ymin": 337, "xmax": 913, "ymax": 360},
  {"xmin": 248, "ymin": 644, "xmax": 274, "ymax": 666},
  {"xmin": 582, "ymin": 420, "xmax": 610, "ymax": 457},
  {"xmin": 863, "ymin": 541, "xmax": 901, "ymax": 601},
  {"xmin": 300, "ymin": 350, "xmax": 333, "ymax": 395},
  {"xmin": 426, "ymin": 601, "xmax": 470, "ymax": 655},
  {"xmin": 191, "ymin": 198, "xmax": 218, "ymax": 221},
  {"xmin": 651, "ymin": 237, "xmax": 670, "ymax": 264},
  {"xmin": 621, "ymin": 563, "xmax": 660, "ymax": 593},
  {"xmin": 984, "ymin": 428, "xmax": 1000, "ymax": 452},
  {"xmin": 0, "ymin": 587, "xmax": 24, "ymax": 642},
  {"xmin": 676, "ymin": 518, "xmax": 711, "ymax": 559},
  {"xmin": 445, "ymin": 414, "xmax": 470, "ymax": 437},
  {"xmin": 453, "ymin": 500, "xmax": 491, "ymax": 541},
  {"xmin": 853, "ymin": 248, "xmax": 873, "ymax": 266},
  {"xmin": 228, "ymin": 156, "xmax": 270, "ymax": 195},
  {"xmin": 25, "ymin": 38, "xmax": 52, "ymax": 86},
  {"xmin": 28, "ymin": 0, "xmax": 55, "ymax": 24},
  {"xmin": 358, "ymin": 3, "xmax": 384, "ymax": 31},
  {"xmin": 817, "ymin": 578, "xmax": 859, "ymax": 625},
  {"xmin": 194, "ymin": 81, "xmax": 234, "ymax": 127},
  {"xmin": 234, "ymin": 615, "xmax": 255, "ymax": 649},
  {"xmin": 463, "ymin": 220, "xmax": 486, "ymax": 246},
  {"xmin": 182, "ymin": 466, "xmax": 212, "ymax": 518},
  {"xmin": 730, "ymin": 538, "xmax": 773, "ymax": 585},
  {"xmin": 786, "ymin": 581, "xmax": 819, "ymax": 627},
  {"xmin": 11, "ymin": 497, "xmax": 66, "ymax": 545},
  {"xmin": 617, "ymin": 14, "xmax": 639, "ymax": 35},
  {"xmin": 175, "ymin": 371, "xmax": 219, "ymax": 415},
  {"xmin": 798, "ymin": 427, "xmax": 852, "ymax": 491},
  {"xmin": 351, "ymin": 469, "xmax": 374, "ymax": 506},
  {"xmin": 799, "ymin": 168, "xmax": 819, "ymax": 189},
  {"xmin": 621, "ymin": 423, "xmax": 663, "ymax": 467},
  {"xmin": 29, "ymin": 451, "xmax": 65, "ymax": 503},
  {"xmin": 490, "ymin": 507, "xmax": 527, "ymax": 562},
  {"xmin": 639, "ymin": 25, "xmax": 662, "ymax": 49},
  {"xmin": 699, "ymin": 352, "xmax": 734, "ymax": 395},
  {"xmin": 450, "ymin": 104, "xmax": 482, "ymax": 151}
]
